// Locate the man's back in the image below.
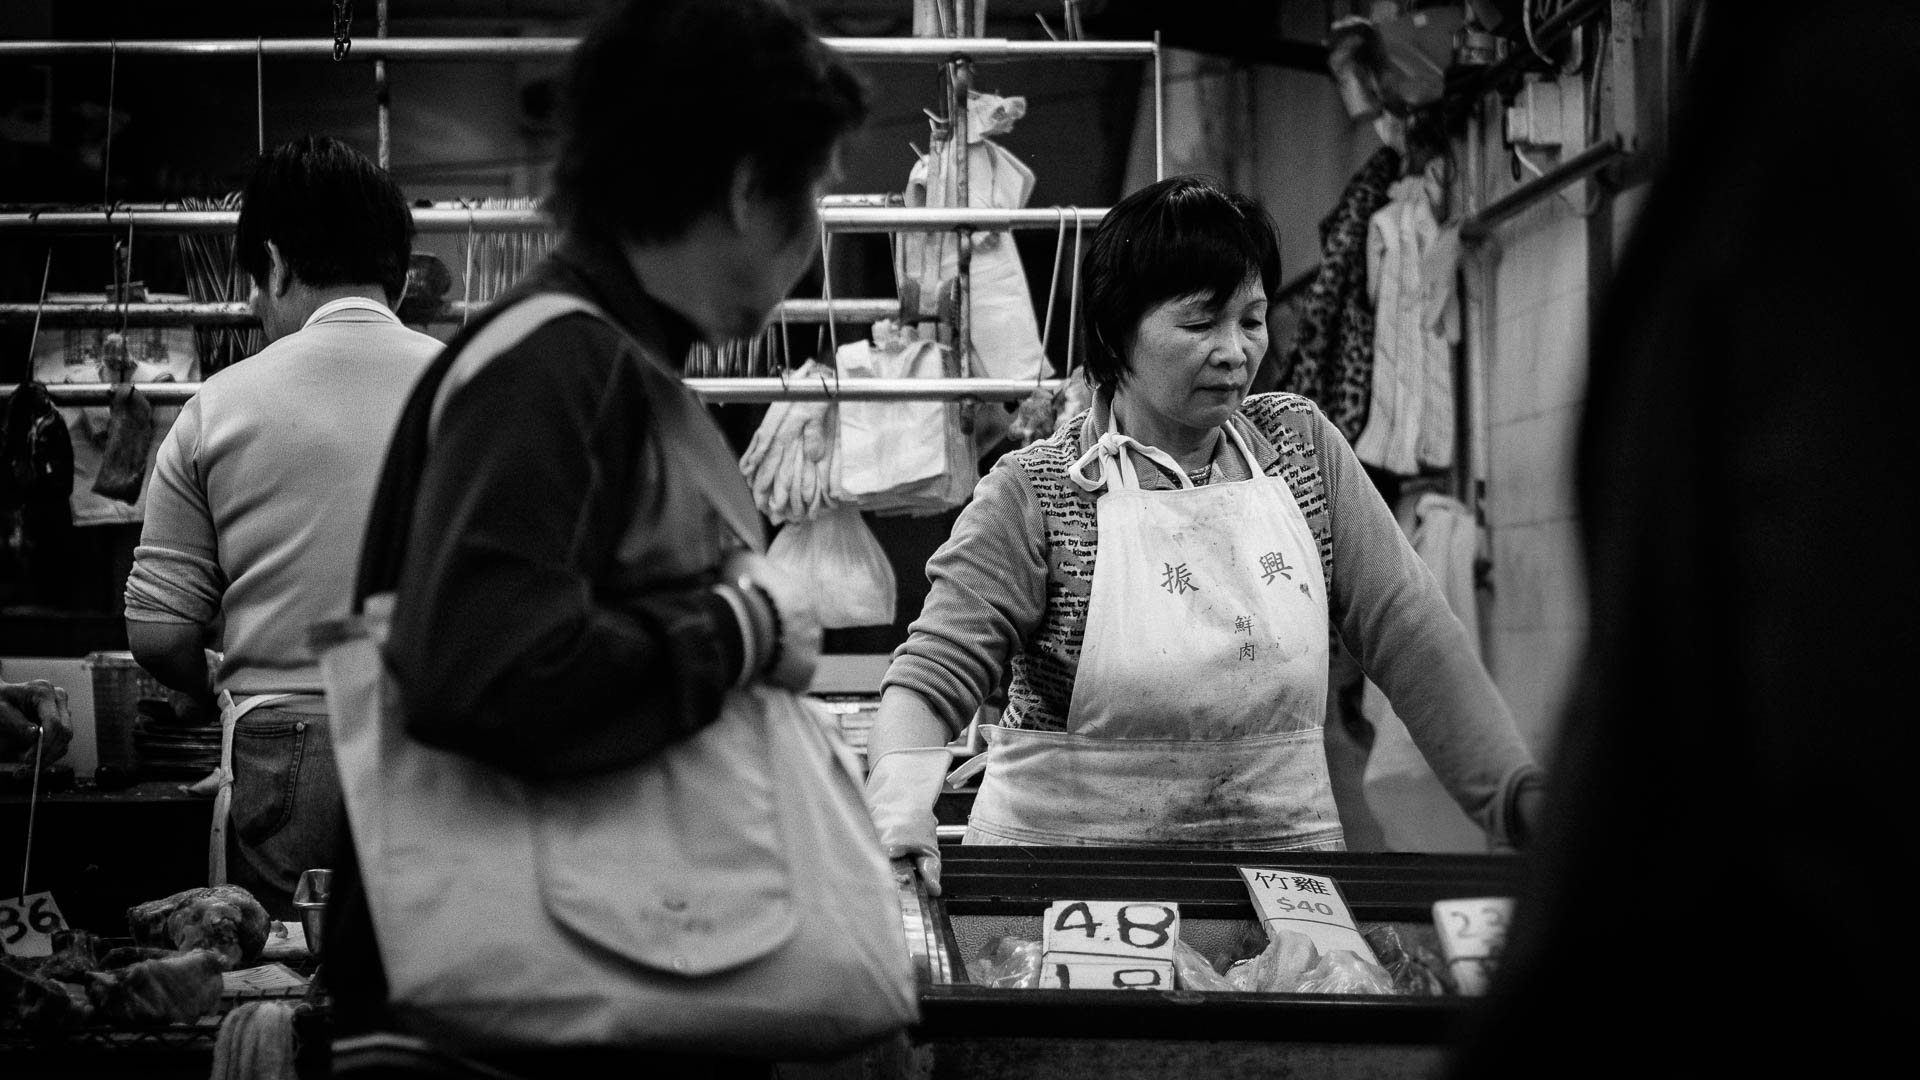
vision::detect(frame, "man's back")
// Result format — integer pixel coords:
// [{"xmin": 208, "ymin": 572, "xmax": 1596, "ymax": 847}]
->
[{"xmin": 141, "ymin": 302, "xmax": 440, "ymax": 694}]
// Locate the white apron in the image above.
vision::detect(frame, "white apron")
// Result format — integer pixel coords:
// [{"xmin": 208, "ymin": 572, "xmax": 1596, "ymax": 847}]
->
[
  {"xmin": 964, "ymin": 410, "xmax": 1345, "ymax": 850},
  {"xmin": 209, "ymin": 689, "xmax": 294, "ymax": 884}
]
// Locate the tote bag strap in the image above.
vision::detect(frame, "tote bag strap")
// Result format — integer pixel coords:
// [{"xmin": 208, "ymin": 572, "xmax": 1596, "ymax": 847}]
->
[
  {"xmin": 355, "ymin": 292, "xmax": 765, "ymax": 613},
  {"xmin": 429, "ymin": 293, "xmax": 766, "ymax": 554}
]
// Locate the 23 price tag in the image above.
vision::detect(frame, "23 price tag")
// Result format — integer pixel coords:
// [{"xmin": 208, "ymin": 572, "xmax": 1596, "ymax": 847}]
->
[
  {"xmin": 1041, "ymin": 899, "xmax": 1181, "ymax": 962},
  {"xmin": 1431, "ymin": 896, "xmax": 1514, "ymax": 996},
  {"xmin": 0, "ymin": 892, "xmax": 69, "ymax": 958}
]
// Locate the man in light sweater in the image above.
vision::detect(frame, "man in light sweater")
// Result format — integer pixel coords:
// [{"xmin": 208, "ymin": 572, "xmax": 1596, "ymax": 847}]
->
[{"xmin": 124, "ymin": 136, "xmax": 441, "ymax": 918}]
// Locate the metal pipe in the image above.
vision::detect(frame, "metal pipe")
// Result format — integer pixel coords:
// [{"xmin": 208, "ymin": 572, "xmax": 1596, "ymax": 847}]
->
[
  {"xmin": 1153, "ymin": 31, "xmax": 1165, "ymax": 181},
  {"xmin": 0, "ymin": 206, "xmax": 1111, "ymax": 235},
  {"xmin": 0, "ymin": 37, "xmax": 1156, "ymax": 63},
  {"xmin": 0, "ymin": 297, "xmax": 900, "ymax": 328},
  {"xmin": 1459, "ymin": 136, "xmax": 1626, "ymax": 244},
  {"xmin": 4, "ymin": 377, "xmax": 1067, "ymax": 407}
]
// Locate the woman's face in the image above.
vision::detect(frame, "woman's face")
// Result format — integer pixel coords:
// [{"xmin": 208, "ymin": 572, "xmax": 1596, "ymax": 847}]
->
[{"xmin": 1118, "ymin": 274, "xmax": 1270, "ymax": 436}]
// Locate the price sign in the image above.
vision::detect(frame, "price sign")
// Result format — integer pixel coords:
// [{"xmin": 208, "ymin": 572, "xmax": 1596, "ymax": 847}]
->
[
  {"xmin": 0, "ymin": 891, "xmax": 69, "ymax": 958},
  {"xmin": 1431, "ymin": 896, "xmax": 1514, "ymax": 996},
  {"xmin": 1041, "ymin": 900, "xmax": 1180, "ymax": 962},
  {"xmin": 1236, "ymin": 867, "xmax": 1379, "ymax": 966},
  {"xmin": 1038, "ymin": 958, "xmax": 1174, "ymax": 991}
]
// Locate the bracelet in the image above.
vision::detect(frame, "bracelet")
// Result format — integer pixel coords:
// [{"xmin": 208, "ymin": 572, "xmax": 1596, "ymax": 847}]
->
[
  {"xmin": 749, "ymin": 582, "xmax": 785, "ymax": 677},
  {"xmin": 708, "ymin": 583, "xmax": 761, "ymax": 688}
]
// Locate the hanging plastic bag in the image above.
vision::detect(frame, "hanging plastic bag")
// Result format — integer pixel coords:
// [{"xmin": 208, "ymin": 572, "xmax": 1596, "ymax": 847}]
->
[{"xmin": 766, "ymin": 505, "xmax": 897, "ymax": 629}]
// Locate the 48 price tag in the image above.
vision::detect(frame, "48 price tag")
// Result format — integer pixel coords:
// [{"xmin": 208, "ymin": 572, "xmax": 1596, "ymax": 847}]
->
[
  {"xmin": 1041, "ymin": 899, "xmax": 1180, "ymax": 961},
  {"xmin": 0, "ymin": 892, "xmax": 69, "ymax": 958},
  {"xmin": 1039, "ymin": 899, "xmax": 1180, "ymax": 991}
]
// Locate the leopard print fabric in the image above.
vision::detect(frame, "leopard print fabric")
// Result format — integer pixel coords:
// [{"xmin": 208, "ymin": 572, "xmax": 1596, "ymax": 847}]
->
[{"xmin": 1276, "ymin": 146, "xmax": 1402, "ymax": 443}]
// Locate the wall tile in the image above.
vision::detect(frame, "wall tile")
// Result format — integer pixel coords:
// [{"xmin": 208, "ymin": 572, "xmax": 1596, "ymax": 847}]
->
[
  {"xmin": 1533, "ymin": 291, "xmax": 1591, "ymax": 415},
  {"xmin": 1489, "ymin": 307, "xmax": 1539, "ymax": 426},
  {"xmin": 1484, "ymin": 405, "xmax": 1580, "ymax": 529}
]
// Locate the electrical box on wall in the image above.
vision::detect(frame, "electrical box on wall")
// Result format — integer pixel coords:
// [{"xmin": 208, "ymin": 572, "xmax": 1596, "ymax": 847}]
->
[{"xmin": 1503, "ymin": 72, "xmax": 1588, "ymax": 153}]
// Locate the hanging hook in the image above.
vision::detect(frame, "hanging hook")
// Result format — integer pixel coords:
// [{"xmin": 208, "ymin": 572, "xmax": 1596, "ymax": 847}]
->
[
  {"xmin": 460, "ymin": 206, "xmax": 475, "ymax": 326},
  {"xmin": 102, "ymin": 40, "xmax": 118, "ymax": 210},
  {"xmin": 818, "ymin": 215, "xmax": 842, "ymax": 396},
  {"xmin": 255, "ymin": 37, "xmax": 266, "ymax": 154},
  {"xmin": 1039, "ymin": 205, "xmax": 1067, "ymax": 362},
  {"xmin": 1065, "ymin": 205, "xmax": 1085, "ymax": 380}
]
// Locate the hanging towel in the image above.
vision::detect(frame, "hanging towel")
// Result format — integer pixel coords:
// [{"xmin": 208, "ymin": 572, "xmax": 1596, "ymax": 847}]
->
[
  {"xmin": 1353, "ymin": 167, "xmax": 1456, "ymax": 476},
  {"xmin": 1277, "ymin": 146, "xmax": 1401, "ymax": 442}
]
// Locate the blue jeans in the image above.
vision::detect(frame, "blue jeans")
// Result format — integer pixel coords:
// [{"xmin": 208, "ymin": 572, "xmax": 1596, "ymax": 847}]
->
[{"xmin": 227, "ymin": 699, "xmax": 341, "ymax": 922}]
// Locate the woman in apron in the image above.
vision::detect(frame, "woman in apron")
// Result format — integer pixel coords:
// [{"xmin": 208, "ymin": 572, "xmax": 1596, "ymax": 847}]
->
[{"xmin": 865, "ymin": 176, "xmax": 1544, "ymax": 893}]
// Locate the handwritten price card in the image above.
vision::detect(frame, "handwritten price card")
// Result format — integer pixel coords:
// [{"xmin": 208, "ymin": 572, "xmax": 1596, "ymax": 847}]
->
[
  {"xmin": 1236, "ymin": 867, "xmax": 1379, "ymax": 966},
  {"xmin": 1431, "ymin": 896, "xmax": 1514, "ymax": 996},
  {"xmin": 0, "ymin": 892, "xmax": 69, "ymax": 958},
  {"xmin": 1039, "ymin": 900, "xmax": 1179, "ymax": 991},
  {"xmin": 1039, "ymin": 958, "xmax": 1173, "ymax": 991},
  {"xmin": 1042, "ymin": 900, "xmax": 1180, "ymax": 961}
]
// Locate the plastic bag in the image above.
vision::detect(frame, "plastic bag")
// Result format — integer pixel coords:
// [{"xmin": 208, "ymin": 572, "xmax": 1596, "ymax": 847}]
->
[
  {"xmin": 766, "ymin": 505, "xmax": 897, "ymax": 629},
  {"xmin": 1293, "ymin": 950, "xmax": 1399, "ymax": 995},
  {"xmin": 1172, "ymin": 938, "xmax": 1237, "ymax": 992},
  {"xmin": 1224, "ymin": 926, "xmax": 1322, "ymax": 993},
  {"xmin": 1362, "ymin": 922, "xmax": 1450, "ymax": 996},
  {"xmin": 965, "ymin": 935, "xmax": 1042, "ymax": 989}
]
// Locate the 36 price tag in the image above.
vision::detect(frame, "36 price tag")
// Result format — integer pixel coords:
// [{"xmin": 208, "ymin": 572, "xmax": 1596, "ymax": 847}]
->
[
  {"xmin": 1236, "ymin": 867, "xmax": 1379, "ymax": 966},
  {"xmin": 1038, "ymin": 958, "xmax": 1174, "ymax": 991},
  {"xmin": 1431, "ymin": 896, "xmax": 1514, "ymax": 996},
  {"xmin": 0, "ymin": 891, "xmax": 68, "ymax": 958},
  {"xmin": 1041, "ymin": 899, "xmax": 1180, "ymax": 962}
]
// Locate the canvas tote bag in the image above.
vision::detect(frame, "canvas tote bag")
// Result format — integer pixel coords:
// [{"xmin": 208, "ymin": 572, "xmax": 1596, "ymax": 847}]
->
[{"xmin": 312, "ymin": 293, "xmax": 917, "ymax": 1057}]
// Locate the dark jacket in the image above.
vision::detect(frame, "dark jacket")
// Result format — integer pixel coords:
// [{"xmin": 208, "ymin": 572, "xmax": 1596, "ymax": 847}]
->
[{"xmin": 326, "ymin": 237, "xmax": 767, "ymax": 1076}]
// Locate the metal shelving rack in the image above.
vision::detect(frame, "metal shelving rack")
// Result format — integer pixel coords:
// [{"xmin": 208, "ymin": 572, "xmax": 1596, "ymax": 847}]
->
[{"xmin": 0, "ymin": 15, "xmax": 1163, "ymax": 408}]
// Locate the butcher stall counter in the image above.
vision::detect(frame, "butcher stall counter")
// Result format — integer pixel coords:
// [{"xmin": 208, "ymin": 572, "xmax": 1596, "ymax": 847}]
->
[{"xmin": 892, "ymin": 844, "xmax": 1527, "ymax": 1080}]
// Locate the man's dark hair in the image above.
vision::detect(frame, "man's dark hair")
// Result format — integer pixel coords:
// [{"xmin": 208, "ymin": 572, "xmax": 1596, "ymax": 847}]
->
[
  {"xmin": 235, "ymin": 135, "xmax": 414, "ymax": 304},
  {"xmin": 1081, "ymin": 175, "xmax": 1281, "ymax": 390},
  {"xmin": 548, "ymin": 0, "xmax": 868, "ymax": 243}
]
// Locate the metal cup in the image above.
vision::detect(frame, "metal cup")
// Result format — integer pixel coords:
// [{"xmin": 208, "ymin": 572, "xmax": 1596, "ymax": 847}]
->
[{"xmin": 292, "ymin": 868, "xmax": 332, "ymax": 960}]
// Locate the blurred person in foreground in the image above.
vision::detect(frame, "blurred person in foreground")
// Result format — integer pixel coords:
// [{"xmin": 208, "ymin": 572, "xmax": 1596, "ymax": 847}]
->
[
  {"xmin": 322, "ymin": 2, "xmax": 868, "ymax": 1077},
  {"xmin": 122, "ymin": 136, "xmax": 439, "ymax": 919},
  {"xmin": 1445, "ymin": 3, "xmax": 1914, "ymax": 1076}
]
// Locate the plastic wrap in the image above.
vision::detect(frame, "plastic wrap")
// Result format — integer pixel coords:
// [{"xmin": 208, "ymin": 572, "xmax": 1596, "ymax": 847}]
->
[
  {"xmin": 1362, "ymin": 923, "xmax": 1451, "ymax": 996},
  {"xmin": 1171, "ymin": 938, "xmax": 1237, "ymax": 993},
  {"xmin": 1224, "ymin": 927, "xmax": 1322, "ymax": 993},
  {"xmin": 1292, "ymin": 950, "xmax": 1398, "ymax": 995},
  {"xmin": 964, "ymin": 935, "xmax": 1042, "ymax": 989}
]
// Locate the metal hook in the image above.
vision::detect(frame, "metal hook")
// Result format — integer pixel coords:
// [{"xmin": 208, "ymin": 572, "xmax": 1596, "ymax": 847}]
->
[
  {"xmin": 1066, "ymin": 205, "xmax": 1085, "ymax": 378},
  {"xmin": 102, "ymin": 40, "xmax": 117, "ymax": 209},
  {"xmin": 255, "ymin": 38, "xmax": 266, "ymax": 154},
  {"xmin": 460, "ymin": 207, "xmax": 476, "ymax": 326},
  {"xmin": 1039, "ymin": 205, "xmax": 1067, "ymax": 364}
]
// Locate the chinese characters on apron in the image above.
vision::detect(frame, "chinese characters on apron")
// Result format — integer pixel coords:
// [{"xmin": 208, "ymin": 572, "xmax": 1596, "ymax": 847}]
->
[{"xmin": 965, "ymin": 409, "xmax": 1345, "ymax": 851}]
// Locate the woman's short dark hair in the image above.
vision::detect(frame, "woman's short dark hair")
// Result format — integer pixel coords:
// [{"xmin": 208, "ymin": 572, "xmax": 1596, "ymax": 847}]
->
[
  {"xmin": 1081, "ymin": 175, "xmax": 1282, "ymax": 390},
  {"xmin": 235, "ymin": 135, "xmax": 414, "ymax": 304},
  {"xmin": 548, "ymin": 0, "xmax": 868, "ymax": 244}
]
